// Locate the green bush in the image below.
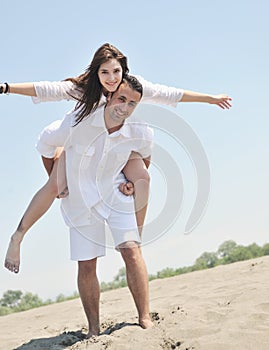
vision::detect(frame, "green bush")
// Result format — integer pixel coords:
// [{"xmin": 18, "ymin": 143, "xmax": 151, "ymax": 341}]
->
[
  {"xmin": 2, "ymin": 240, "xmax": 269, "ymax": 316},
  {"xmin": 0, "ymin": 306, "xmax": 12, "ymax": 316}
]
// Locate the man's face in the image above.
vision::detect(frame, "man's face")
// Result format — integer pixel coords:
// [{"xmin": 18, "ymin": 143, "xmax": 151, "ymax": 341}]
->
[{"xmin": 106, "ymin": 83, "xmax": 141, "ymax": 124}]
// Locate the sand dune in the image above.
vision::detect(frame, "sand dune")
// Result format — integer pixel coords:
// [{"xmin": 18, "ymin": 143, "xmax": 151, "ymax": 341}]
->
[{"xmin": 1, "ymin": 256, "xmax": 269, "ymax": 350}]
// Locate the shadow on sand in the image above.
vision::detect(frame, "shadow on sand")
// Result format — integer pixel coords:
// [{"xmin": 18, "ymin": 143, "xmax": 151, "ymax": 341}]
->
[{"xmin": 14, "ymin": 322, "xmax": 140, "ymax": 349}]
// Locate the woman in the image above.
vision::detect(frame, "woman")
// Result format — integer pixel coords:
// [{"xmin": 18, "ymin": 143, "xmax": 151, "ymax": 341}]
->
[{"xmin": 2, "ymin": 43, "xmax": 232, "ymax": 274}]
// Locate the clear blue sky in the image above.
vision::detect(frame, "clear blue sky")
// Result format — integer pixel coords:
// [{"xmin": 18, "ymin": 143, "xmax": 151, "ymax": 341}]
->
[{"xmin": 1, "ymin": 0, "xmax": 268, "ymax": 299}]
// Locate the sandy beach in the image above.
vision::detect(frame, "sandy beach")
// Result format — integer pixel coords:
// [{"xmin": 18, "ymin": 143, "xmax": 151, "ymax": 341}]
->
[{"xmin": 1, "ymin": 256, "xmax": 269, "ymax": 350}]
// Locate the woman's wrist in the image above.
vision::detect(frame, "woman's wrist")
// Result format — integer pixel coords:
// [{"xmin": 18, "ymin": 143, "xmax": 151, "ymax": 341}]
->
[
  {"xmin": 0, "ymin": 82, "xmax": 10, "ymax": 94},
  {"xmin": 2, "ymin": 82, "xmax": 37, "ymax": 96}
]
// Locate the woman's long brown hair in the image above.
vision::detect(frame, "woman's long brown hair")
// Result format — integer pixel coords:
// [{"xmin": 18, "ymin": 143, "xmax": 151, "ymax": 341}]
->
[{"xmin": 65, "ymin": 43, "xmax": 129, "ymax": 125}]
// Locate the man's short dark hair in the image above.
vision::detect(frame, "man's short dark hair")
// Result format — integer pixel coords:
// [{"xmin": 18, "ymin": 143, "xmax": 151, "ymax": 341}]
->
[{"xmin": 122, "ymin": 75, "xmax": 143, "ymax": 97}]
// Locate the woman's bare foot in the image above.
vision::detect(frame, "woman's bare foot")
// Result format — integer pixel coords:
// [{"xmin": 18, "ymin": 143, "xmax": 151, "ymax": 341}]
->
[{"xmin": 4, "ymin": 232, "xmax": 24, "ymax": 274}]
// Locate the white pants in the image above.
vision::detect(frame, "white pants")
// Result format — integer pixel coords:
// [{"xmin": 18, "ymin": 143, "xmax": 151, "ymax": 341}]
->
[{"xmin": 69, "ymin": 205, "xmax": 140, "ymax": 261}]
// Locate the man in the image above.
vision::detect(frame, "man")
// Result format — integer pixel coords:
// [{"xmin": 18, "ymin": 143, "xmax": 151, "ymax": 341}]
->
[{"xmin": 36, "ymin": 75, "xmax": 154, "ymax": 337}]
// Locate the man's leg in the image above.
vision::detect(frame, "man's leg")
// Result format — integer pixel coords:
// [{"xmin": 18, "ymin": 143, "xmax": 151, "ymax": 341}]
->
[
  {"xmin": 119, "ymin": 243, "xmax": 153, "ymax": 329},
  {"xmin": 71, "ymin": 218, "xmax": 106, "ymax": 338},
  {"xmin": 77, "ymin": 258, "xmax": 100, "ymax": 337}
]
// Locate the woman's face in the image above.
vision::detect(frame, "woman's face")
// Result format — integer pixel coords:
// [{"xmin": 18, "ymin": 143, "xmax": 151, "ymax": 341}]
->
[{"xmin": 98, "ymin": 58, "xmax": 123, "ymax": 93}]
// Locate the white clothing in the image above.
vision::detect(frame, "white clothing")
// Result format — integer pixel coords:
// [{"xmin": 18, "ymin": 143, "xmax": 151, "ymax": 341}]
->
[
  {"xmin": 32, "ymin": 75, "xmax": 184, "ymax": 107},
  {"xmin": 36, "ymin": 105, "xmax": 153, "ymax": 228},
  {"xmin": 69, "ymin": 204, "xmax": 140, "ymax": 261}
]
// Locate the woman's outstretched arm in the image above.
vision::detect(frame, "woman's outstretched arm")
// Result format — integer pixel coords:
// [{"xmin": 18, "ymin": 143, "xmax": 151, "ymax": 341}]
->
[
  {"xmin": 0, "ymin": 80, "xmax": 78, "ymax": 101},
  {"xmin": 136, "ymin": 75, "xmax": 232, "ymax": 108},
  {"xmin": 180, "ymin": 90, "xmax": 232, "ymax": 109},
  {"xmin": 2, "ymin": 79, "xmax": 232, "ymax": 108},
  {"xmin": 0, "ymin": 82, "xmax": 37, "ymax": 96}
]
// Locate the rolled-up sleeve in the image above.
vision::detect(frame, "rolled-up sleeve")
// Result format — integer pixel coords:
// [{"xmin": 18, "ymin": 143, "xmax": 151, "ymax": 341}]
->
[
  {"xmin": 36, "ymin": 114, "xmax": 72, "ymax": 158},
  {"xmin": 135, "ymin": 75, "xmax": 184, "ymax": 107},
  {"xmin": 32, "ymin": 80, "xmax": 81, "ymax": 104}
]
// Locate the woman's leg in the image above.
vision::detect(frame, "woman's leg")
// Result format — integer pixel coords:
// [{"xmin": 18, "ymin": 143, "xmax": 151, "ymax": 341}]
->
[
  {"xmin": 122, "ymin": 152, "xmax": 150, "ymax": 236},
  {"xmin": 4, "ymin": 151, "xmax": 67, "ymax": 273}
]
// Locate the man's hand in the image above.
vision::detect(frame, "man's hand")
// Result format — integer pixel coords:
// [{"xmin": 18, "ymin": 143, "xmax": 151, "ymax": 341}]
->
[
  {"xmin": 209, "ymin": 94, "xmax": 232, "ymax": 109},
  {"xmin": 57, "ymin": 186, "xmax": 69, "ymax": 199},
  {"xmin": 119, "ymin": 181, "xmax": 135, "ymax": 196}
]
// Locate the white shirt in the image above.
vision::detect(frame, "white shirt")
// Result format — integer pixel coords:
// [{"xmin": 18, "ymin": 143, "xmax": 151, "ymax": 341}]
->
[
  {"xmin": 36, "ymin": 105, "xmax": 154, "ymax": 227},
  {"xmin": 32, "ymin": 75, "xmax": 184, "ymax": 107}
]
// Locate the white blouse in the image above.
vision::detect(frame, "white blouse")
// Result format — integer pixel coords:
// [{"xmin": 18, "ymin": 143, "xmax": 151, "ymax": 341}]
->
[{"xmin": 32, "ymin": 75, "xmax": 184, "ymax": 107}]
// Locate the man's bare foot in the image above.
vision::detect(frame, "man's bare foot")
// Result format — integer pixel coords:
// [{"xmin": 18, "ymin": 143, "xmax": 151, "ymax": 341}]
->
[
  {"xmin": 4, "ymin": 232, "xmax": 24, "ymax": 274},
  {"xmin": 85, "ymin": 330, "xmax": 99, "ymax": 339},
  {"xmin": 139, "ymin": 317, "xmax": 154, "ymax": 329}
]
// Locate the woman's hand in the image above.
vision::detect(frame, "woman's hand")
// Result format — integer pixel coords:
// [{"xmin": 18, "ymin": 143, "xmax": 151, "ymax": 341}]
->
[
  {"xmin": 181, "ymin": 90, "xmax": 232, "ymax": 109},
  {"xmin": 209, "ymin": 94, "xmax": 232, "ymax": 109}
]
